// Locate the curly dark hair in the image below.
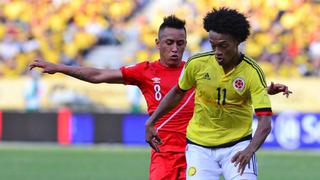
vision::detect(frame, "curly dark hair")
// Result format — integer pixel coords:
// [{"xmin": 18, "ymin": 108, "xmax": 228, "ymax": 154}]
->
[
  {"xmin": 158, "ymin": 15, "xmax": 186, "ymax": 37},
  {"xmin": 203, "ymin": 7, "xmax": 250, "ymax": 42}
]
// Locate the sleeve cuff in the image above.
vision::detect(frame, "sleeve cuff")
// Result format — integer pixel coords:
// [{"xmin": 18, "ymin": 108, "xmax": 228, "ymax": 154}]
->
[
  {"xmin": 177, "ymin": 84, "xmax": 189, "ymax": 92},
  {"xmin": 255, "ymin": 108, "xmax": 272, "ymax": 116},
  {"xmin": 119, "ymin": 67, "xmax": 128, "ymax": 85}
]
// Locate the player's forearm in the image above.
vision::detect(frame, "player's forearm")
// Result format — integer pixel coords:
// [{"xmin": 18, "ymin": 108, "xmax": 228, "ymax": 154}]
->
[
  {"xmin": 148, "ymin": 85, "xmax": 186, "ymax": 125},
  {"xmin": 246, "ymin": 116, "xmax": 271, "ymax": 153},
  {"xmin": 56, "ymin": 65, "xmax": 101, "ymax": 83},
  {"xmin": 57, "ymin": 65, "xmax": 123, "ymax": 84}
]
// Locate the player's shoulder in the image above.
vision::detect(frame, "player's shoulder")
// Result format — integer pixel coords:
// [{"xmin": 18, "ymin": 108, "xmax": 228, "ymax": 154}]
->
[
  {"xmin": 241, "ymin": 54, "xmax": 267, "ymax": 87},
  {"xmin": 123, "ymin": 60, "xmax": 152, "ymax": 70},
  {"xmin": 241, "ymin": 54, "xmax": 263, "ymax": 71},
  {"xmin": 185, "ymin": 51, "xmax": 214, "ymax": 67}
]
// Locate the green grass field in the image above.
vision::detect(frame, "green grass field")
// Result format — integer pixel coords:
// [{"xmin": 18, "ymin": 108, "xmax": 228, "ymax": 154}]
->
[{"xmin": 0, "ymin": 143, "xmax": 319, "ymax": 180}]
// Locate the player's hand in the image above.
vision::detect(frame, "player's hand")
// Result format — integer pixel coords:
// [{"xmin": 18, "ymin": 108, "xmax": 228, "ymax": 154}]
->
[
  {"xmin": 29, "ymin": 59, "xmax": 58, "ymax": 74},
  {"xmin": 231, "ymin": 148, "xmax": 254, "ymax": 175},
  {"xmin": 268, "ymin": 82, "xmax": 292, "ymax": 98},
  {"xmin": 145, "ymin": 120, "xmax": 162, "ymax": 152}
]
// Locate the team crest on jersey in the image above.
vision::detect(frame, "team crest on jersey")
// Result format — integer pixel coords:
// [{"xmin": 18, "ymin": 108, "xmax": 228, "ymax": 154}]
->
[
  {"xmin": 152, "ymin": 77, "xmax": 161, "ymax": 84},
  {"xmin": 233, "ymin": 77, "xmax": 245, "ymax": 91}
]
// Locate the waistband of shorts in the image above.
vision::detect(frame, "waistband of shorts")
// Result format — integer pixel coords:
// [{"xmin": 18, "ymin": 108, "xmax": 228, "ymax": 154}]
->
[{"xmin": 187, "ymin": 134, "xmax": 252, "ymax": 149}]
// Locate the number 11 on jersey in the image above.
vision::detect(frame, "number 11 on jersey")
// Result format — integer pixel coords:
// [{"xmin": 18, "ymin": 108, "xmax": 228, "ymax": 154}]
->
[{"xmin": 217, "ymin": 87, "xmax": 226, "ymax": 105}]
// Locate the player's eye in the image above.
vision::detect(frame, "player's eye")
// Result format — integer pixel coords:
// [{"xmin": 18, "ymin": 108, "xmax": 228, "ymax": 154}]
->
[
  {"xmin": 177, "ymin": 40, "xmax": 185, "ymax": 46},
  {"xmin": 220, "ymin": 43, "xmax": 228, "ymax": 48},
  {"xmin": 166, "ymin": 40, "xmax": 174, "ymax": 45},
  {"xmin": 212, "ymin": 43, "xmax": 228, "ymax": 50}
]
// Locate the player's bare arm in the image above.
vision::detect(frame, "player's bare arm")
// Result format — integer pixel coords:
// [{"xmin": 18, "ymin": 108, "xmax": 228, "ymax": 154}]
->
[
  {"xmin": 145, "ymin": 85, "xmax": 187, "ymax": 152},
  {"xmin": 267, "ymin": 82, "xmax": 292, "ymax": 97},
  {"xmin": 231, "ymin": 115, "xmax": 271, "ymax": 175},
  {"xmin": 29, "ymin": 59, "xmax": 124, "ymax": 84}
]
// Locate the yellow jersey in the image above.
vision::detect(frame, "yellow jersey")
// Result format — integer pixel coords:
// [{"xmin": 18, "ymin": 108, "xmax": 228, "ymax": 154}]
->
[{"xmin": 178, "ymin": 51, "xmax": 272, "ymax": 147}]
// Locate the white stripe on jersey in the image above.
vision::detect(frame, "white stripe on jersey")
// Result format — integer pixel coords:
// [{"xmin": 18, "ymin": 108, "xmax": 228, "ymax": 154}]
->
[{"xmin": 156, "ymin": 90, "xmax": 195, "ymax": 131}]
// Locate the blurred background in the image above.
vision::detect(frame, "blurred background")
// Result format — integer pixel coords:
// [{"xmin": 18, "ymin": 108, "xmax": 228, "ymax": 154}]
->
[
  {"xmin": 0, "ymin": 0, "xmax": 319, "ymax": 179},
  {"xmin": 0, "ymin": 0, "xmax": 319, "ymax": 111}
]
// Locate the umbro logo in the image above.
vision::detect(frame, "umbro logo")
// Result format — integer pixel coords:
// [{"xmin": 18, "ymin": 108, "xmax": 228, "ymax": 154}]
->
[
  {"xmin": 152, "ymin": 77, "xmax": 161, "ymax": 84},
  {"xmin": 204, "ymin": 73, "xmax": 211, "ymax": 80}
]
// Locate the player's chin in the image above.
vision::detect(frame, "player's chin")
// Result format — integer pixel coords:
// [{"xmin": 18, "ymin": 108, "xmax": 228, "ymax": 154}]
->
[
  {"xmin": 216, "ymin": 59, "xmax": 225, "ymax": 66},
  {"xmin": 168, "ymin": 59, "xmax": 181, "ymax": 67},
  {"xmin": 167, "ymin": 57, "xmax": 181, "ymax": 65}
]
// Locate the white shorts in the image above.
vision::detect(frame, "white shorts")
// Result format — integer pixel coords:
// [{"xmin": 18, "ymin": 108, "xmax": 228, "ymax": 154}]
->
[{"xmin": 186, "ymin": 140, "xmax": 257, "ymax": 180}]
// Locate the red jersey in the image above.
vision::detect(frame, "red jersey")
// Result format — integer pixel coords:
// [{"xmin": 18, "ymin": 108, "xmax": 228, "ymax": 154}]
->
[{"xmin": 121, "ymin": 60, "xmax": 194, "ymax": 152}]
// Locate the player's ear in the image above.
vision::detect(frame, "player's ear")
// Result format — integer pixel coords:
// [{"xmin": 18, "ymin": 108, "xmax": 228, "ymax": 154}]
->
[{"xmin": 155, "ymin": 38, "xmax": 160, "ymax": 49}]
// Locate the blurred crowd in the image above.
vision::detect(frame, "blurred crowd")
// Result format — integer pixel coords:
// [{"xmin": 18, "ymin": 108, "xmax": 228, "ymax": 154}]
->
[
  {"xmin": 0, "ymin": 0, "xmax": 320, "ymax": 78},
  {"xmin": 134, "ymin": 0, "xmax": 320, "ymax": 78},
  {"xmin": 0, "ymin": 0, "xmax": 148, "ymax": 77}
]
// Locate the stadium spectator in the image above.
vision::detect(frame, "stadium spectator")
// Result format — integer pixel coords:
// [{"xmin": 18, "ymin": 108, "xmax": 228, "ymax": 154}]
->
[
  {"xmin": 145, "ymin": 8, "xmax": 284, "ymax": 179},
  {"xmin": 309, "ymin": 37, "xmax": 320, "ymax": 76},
  {"xmin": 24, "ymin": 70, "xmax": 44, "ymax": 111},
  {"xmin": 30, "ymin": 14, "xmax": 290, "ymax": 179}
]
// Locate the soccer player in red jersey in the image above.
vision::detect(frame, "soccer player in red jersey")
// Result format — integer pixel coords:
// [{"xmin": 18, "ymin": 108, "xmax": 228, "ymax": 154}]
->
[{"xmin": 29, "ymin": 15, "xmax": 291, "ymax": 180}]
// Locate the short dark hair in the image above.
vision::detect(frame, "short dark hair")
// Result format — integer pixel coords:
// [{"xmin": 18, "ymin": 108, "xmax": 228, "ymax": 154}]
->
[
  {"xmin": 158, "ymin": 15, "xmax": 186, "ymax": 37},
  {"xmin": 203, "ymin": 7, "xmax": 250, "ymax": 42}
]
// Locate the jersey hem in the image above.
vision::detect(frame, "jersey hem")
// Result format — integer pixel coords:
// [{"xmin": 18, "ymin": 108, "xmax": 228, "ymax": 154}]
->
[{"xmin": 186, "ymin": 134, "xmax": 252, "ymax": 149}]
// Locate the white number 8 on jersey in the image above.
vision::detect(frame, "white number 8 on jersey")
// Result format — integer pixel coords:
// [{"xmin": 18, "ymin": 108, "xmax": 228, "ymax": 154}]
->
[{"xmin": 154, "ymin": 84, "xmax": 162, "ymax": 101}]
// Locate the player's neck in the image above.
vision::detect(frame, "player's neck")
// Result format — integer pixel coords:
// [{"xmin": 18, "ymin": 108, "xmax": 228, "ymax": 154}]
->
[
  {"xmin": 159, "ymin": 59, "xmax": 181, "ymax": 68},
  {"xmin": 222, "ymin": 53, "xmax": 241, "ymax": 74}
]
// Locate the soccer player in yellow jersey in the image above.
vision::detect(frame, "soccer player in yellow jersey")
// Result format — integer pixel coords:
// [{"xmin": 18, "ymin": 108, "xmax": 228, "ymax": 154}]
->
[{"xmin": 145, "ymin": 8, "xmax": 284, "ymax": 180}]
